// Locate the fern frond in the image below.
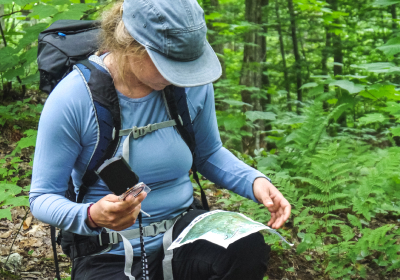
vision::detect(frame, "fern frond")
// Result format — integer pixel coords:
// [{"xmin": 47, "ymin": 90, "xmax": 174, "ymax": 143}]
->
[{"xmin": 339, "ymin": 224, "xmax": 355, "ymax": 241}]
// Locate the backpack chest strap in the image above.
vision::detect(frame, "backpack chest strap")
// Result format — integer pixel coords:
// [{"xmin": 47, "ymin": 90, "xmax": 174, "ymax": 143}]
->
[
  {"xmin": 119, "ymin": 120, "xmax": 177, "ymax": 138},
  {"xmin": 121, "ymin": 119, "xmax": 177, "ymax": 164}
]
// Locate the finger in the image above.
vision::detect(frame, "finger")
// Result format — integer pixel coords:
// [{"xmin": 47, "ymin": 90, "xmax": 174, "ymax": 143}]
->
[
  {"xmin": 273, "ymin": 213, "xmax": 285, "ymax": 229},
  {"xmin": 267, "ymin": 212, "xmax": 277, "ymax": 227},
  {"xmin": 132, "ymin": 205, "xmax": 141, "ymax": 219},
  {"xmin": 119, "ymin": 192, "xmax": 147, "ymax": 213},
  {"xmin": 127, "ymin": 191, "xmax": 147, "ymax": 203},
  {"xmin": 283, "ymin": 203, "xmax": 291, "ymax": 222},
  {"xmin": 112, "ymin": 205, "xmax": 142, "ymax": 231},
  {"xmin": 104, "ymin": 194, "xmax": 121, "ymax": 203}
]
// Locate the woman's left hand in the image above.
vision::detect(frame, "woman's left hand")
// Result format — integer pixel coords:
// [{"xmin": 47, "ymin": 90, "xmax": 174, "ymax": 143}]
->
[{"xmin": 253, "ymin": 178, "xmax": 291, "ymax": 229}]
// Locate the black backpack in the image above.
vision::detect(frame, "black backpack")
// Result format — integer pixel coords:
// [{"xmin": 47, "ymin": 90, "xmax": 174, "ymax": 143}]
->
[{"xmin": 37, "ymin": 20, "xmax": 209, "ymax": 280}]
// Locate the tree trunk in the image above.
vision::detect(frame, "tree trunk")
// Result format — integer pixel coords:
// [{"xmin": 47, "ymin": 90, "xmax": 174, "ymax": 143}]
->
[
  {"xmin": 329, "ymin": 0, "xmax": 343, "ymax": 76},
  {"xmin": 275, "ymin": 0, "xmax": 291, "ymax": 111},
  {"xmin": 204, "ymin": 0, "xmax": 226, "ymax": 80},
  {"xmin": 321, "ymin": 27, "xmax": 331, "ymax": 112},
  {"xmin": 391, "ymin": 4, "xmax": 397, "ymax": 32},
  {"xmin": 260, "ymin": 0, "xmax": 270, "ymax": 149},
  {"xmin": 0, "ymin": 5, "xmax": 5, "ymax": 47},
  {"xmin": 240, "ymin": 0, "xmax": 264, "ymax": 155},
  {"xmin": 287, "ymin": 0, "xmax": 302, "ymax": 114}
]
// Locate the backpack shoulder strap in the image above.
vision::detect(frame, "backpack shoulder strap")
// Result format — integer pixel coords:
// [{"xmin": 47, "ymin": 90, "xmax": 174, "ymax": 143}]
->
[
  {"xmin": 163, "ymin": 85, "xmax": 209, "ymax": 211},
  {"xmin": 72, "ymin": 59, "xmax": 121, "ymax": 203}
]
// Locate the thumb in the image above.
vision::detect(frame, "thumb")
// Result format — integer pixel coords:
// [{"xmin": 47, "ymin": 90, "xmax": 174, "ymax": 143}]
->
[{"xmin": 260, "ymin": 192, "xmax": 274, "ymax": 209}]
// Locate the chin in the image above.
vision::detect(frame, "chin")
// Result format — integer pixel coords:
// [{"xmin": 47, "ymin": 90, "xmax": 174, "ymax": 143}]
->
[{"xmin": 154, "ymin": 85, "xmax": 167, "ymax": 91}]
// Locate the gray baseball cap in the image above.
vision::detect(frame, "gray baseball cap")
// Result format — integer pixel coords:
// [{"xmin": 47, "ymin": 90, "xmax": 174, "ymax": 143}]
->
[{"xmin": 122, "ymin": 0, "xmax": 222, "ymax": 87}]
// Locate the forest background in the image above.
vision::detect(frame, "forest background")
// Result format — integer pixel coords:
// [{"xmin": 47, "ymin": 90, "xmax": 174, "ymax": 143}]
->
[{"xmin": 0, "ymin": 0, "xmax": 400, "ymax": 279}]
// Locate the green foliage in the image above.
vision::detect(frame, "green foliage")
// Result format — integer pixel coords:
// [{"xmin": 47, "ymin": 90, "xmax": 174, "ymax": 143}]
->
[{"xmin": 1, "ymin": 0, "xmax": 400, "ymax": 278}]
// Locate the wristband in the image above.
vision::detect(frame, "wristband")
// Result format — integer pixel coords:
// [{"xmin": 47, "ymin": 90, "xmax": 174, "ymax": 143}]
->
[{"xmin": 87, "ymin": 204, "xmax": 100, "ymax": 228}]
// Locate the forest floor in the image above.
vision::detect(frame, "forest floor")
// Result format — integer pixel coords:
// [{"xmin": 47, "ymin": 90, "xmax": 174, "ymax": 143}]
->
[
  {"xmin": 0, "ymin": 190, "xmax": 399, "ymax": 280},
  {"xmin": 0, "ymin": 94, "xmax": 399, "ymax": 280}
]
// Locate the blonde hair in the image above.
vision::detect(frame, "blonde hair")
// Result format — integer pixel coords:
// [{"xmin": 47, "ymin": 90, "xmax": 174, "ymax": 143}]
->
[{"xmin": 97, "ymin": 1, "xmax": 146, "ymax": 79}]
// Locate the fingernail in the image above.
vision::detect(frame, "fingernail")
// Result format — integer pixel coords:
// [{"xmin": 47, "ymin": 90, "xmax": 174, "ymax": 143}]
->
[{"xmin": 266, "ymin": 201, "xmax": 274, "ymax": 205}]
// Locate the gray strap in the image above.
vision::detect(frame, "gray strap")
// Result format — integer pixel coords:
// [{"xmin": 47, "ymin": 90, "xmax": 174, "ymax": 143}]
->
[
  {"xmin": 121, "ymin": 120, "xmax": 176, "ymax": 164},
  {"xmin": 162, "ymin": 91, "xmax": 173, "ymax": 120},
  {"xmin": 117, "ymin": 219, "xmax": 177, "ymax": 241},
  {"xmin": 100, "ymin": 215, "xmax": 184, "ymax": 246},
  {"xmin": 120, "ymin": 120, "xmax": 177, "ymax": 137},
  {"xmin": 161, "ymin": 211, "xmax": 188, "ymax": 280},
  {"xmin": 162, "ymin": 224, "xmax": 175, "ymax": 280},
  {"xmin": 119, "ymin": 232, "xmax": 136, "ymax": 280}
]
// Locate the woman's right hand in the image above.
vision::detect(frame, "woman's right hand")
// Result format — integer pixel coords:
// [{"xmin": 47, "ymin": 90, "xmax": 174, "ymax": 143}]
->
[{"xmin": 86, "ymin": 192, "xmax": 147, "ymax": 231}]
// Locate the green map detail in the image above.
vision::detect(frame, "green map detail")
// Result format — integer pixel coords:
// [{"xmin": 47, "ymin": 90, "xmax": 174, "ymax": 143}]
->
[{"xmin": 181, "ymin": 212, "xmax": 262, "ymax": 243}]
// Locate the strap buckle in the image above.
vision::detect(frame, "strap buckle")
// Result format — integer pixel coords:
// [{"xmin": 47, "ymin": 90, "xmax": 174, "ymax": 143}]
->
[
  {"xmin": 108, "ymin": 231, "xmax": 119, "ymax": 244},
  {"xmin": 133, "ymin": 124, "xmax": 153, "ymax": 139},
  {"xmin": 99, "ymin": 231, "xmax": 119, "ymax": 246}
]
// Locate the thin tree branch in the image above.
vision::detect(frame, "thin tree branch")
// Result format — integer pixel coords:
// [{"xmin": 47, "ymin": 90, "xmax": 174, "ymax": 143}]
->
[
  {"xmin": 0, "ymin": 5, "xmax": 27, "ymax": 19},
  {"xmin": 5, "ymin": 208, "xmax": 30, "ymax": 267}
]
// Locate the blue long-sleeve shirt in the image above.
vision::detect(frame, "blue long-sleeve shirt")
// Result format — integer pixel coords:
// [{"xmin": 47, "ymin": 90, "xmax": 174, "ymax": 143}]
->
[{"xmin": 29, "ymin": 59, "xmax": 267, "ymax": 256}]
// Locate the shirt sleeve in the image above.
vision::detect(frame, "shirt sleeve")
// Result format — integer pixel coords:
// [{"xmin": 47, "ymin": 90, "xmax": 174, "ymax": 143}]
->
[
  {"xmin": 29, "ymin": 71, "xmax": 101, "ymax": 235},
  {"xmin": 189, "ymin": 84, "xmax": 269, "ymax": 203}
]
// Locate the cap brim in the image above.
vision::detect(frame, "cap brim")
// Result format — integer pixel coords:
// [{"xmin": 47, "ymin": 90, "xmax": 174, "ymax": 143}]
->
[{"xmin": 146, "ymin": 42, "xmax": 222, "ymax": 87}]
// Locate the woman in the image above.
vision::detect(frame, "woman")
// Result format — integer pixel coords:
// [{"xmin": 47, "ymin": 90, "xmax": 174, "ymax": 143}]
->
[{"xmin": 29, "ymin": 0, "xmax": 291, "ymax": 279}]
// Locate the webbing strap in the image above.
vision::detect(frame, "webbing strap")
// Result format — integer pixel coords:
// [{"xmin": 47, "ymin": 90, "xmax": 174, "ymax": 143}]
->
[
  {"xmin": 99, "ymin": 216, "xmax": 180, "ymax": 246},
  {"xmin": 121, "ymin": 120, "xmax": 176, "ymax": 164},
  {"xmin": 119, "ymin": 232, "xmax": 136, "ymax": 280},
  {"xmin": 120, "ymin": 120, "xmax": 177, "ymax": 137},
  {"xmin": 50, "ymin": 226, "xmax": 61, "ymax": 280},
  {"xmin": 162, "ymin": 222, "xmax": 176, "ymax": 280}
]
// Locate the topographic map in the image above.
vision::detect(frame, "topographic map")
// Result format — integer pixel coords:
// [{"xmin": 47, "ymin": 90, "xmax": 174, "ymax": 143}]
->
[{"xmin": 168, "ymin": 210, "xmax": 293, "ymax": 250}]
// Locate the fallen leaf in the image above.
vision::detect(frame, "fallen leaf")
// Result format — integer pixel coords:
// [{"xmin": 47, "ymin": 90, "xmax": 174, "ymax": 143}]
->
[
  {"xmin": 0, "ymin": 230, "xmax": 12, "ymax": 238},
  {"xmin": 23, "ymin": 216, "xmax": 33, "ymax": 230}
]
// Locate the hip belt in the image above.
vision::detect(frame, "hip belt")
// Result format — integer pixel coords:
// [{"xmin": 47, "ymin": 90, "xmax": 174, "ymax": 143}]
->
[{"xmin": 64, "ymin": 212, "xmax": 187, "ymax": 280}]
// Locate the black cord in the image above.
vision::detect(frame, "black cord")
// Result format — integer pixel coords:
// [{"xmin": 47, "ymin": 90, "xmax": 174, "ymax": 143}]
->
[{"xmin": 139, "ymin": 212, "xmax": 149, "ymax": 280}]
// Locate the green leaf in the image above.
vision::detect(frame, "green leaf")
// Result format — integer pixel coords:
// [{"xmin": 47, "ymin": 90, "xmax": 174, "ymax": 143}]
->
[
  {"xmin": 19, "ymin": 46, "xmax": 39, "ymax": 65},
  {"xmin": 21, "ymin": 72, "xmax": 40, "ymax": 85},
  {"xmin": 52, "ymin": 3, "xmax": 92, "ymax": 21},
  {"xmin": 360, "ymin": 84, "xmax": 400, "ymax": 101},
  {"xmin": 372, "ymin": 0, "xmax": 400, "ymax": 7},
  {"xmin": 28, "ymin": 5, "xmax": 59, "ymax": 19},
  {"xmin": 0, "ymin": 183, "xmax": 23, "ymax": 196},
  {"xmin": 0, "ymin": 208, "xmax": 12, "ymax": 220},
  {"xmin": 205, "ymin": 12, "xmax": 222, "ymax": 21},
  {"xmin": 285, "ymin": 267, "xmax": 295, "ymax": 272},
  {"xmin": 300, "ymin": 82, "xmax": 318, "ymax": 89},
  {"xmin": 222, "ymin": 115, "xmax": 246, "ymax": 131},
  {"xmin": 17, "ymin": 23, "xmax": 49, "ymax": 50},
  {"xmin": 353, "ymin": 62, "xmax": 400, "ymax": 73},
  {"xmin": 377, "ymin": 37, "xmax": 400, "ymax": 56},
  {"xmin": 0, "ymin": 0, "xmax": 14, "ymax": 4},
  {"xmin": 390, "ymin": 126, "xmax": 400, "ymax": 137},
  {"xmin": 3, "ymin": 196, "xmax": 30, "ymax": 207},
  {"xmin": 329, "ymin": 80, "xmax": 365, "ymax": 94},
  {"xmin": 50, "ymin": 0, "xmax": 72, "ymax": 5},
  {"xmin": 332, "ymin": 103, "xmax": 351, "ymax": 121},
  {"xmin": 14, "ymin": 0, "xmax": 33, "ymax": 5},
  {"xmin": 245, "ymin": 111, "xmax": 276, "ymax": 122},
  {"xmin": 3, "ymin": 67, "xmax": 25, "ymax": 81},
  {"xmin": 358, "ymin": 113, "xmax": 386, "ymax": 125},
  {"xmin": 347, "ymin": 214, "xmax": 362, "ymax": 230},
  {"xmin": 0, "ymin": 47, "xmax": 20, "ymax": 72},
  {"xmin": 257, "ymin": 156, "xmax": 278, "ymax": 169},
  {"xmin": 296, "ymin": 241, "xmax": 308, "ymax": 254},
  {"xmin": 16, "ymin": 129, "xmax": 37, "ymax": 149},
  {"xmin": 222, "ymin": 100, "xmax": 253, "ymax": 107}
]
